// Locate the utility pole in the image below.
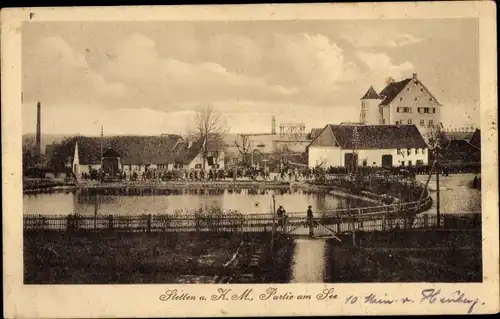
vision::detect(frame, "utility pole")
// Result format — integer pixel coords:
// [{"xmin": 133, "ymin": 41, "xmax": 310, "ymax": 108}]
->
[{"xmin": 100, "ymin": 125, "xmax": 104, "ymax": 170}]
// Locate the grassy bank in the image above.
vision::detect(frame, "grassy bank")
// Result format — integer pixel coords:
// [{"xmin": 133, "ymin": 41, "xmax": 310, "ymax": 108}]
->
[
  {"xmin": 24, "ymin": 231, "xmax": 293, "ymax": 284},
  {"xmin": 324, "ymin": 230, "xmax": 482, "ymax": 283}
]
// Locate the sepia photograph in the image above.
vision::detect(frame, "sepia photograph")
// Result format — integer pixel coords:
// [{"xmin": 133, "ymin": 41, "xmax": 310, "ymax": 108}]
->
[{"xmin": 2, "ymin": 2, "xmax": 498, "ymax": 318}]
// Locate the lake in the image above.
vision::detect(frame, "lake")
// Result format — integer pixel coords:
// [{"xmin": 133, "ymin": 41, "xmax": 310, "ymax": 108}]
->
[{"xmin": 23, "ymin": 187, "xmax": 370, "ymax": 216}]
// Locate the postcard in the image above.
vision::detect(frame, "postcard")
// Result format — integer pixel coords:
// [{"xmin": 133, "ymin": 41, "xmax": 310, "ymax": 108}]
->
[{"xmin": 2, "ymin": 2, "xmax": 498, "ymax": 317}]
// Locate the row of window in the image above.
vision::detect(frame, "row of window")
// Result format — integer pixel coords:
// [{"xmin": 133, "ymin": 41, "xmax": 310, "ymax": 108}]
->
[
  {"xmin": 399, "ymin": 97, "xmax": 434, "ymax": 102},
  {"xmin": 396, "ymin": 107, "xmax": 437, "ymax": 113},
  {"xmin": 397, "ymin": 148, "xmax": 426, "ymax": 155},
  {"xmin": 401, "ymin": 160, "xmax": 424, "ymax": 167},
  {"xmin": 395, "ymin": 119, "xmax": 434, "ymax": 126}
]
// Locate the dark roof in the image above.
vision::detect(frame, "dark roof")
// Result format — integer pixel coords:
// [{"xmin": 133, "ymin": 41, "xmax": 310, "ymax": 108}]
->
[
  {"xmin": 309, "ymin": 128, "xmax": 323, "ymax": 140},
  {"xmin": 444, "ymin": 139, "xmax": 480, "ymax": 153},
  {"xmin": 444, "ymin": 131, "xmax": 475, "ymax": 141},
  {"xmin": 102, "ymin": 148, "xmax": 121, "ymax": 158},
  {"xmin": 361, "ymin": 86, "xmax": 381, "ymax": 100},
  {"xmin": 469, "ymin": 129, "xmax": 481, "ymax": 149},
  {"xmin": 378, "ymin": 78, "xmax": 412, "ymax": 106},
  {"xmin": 73, "ymin": 135, "xmax": 182, "ymax": 165},
  {"xmin": 173, "ymin": 135, "xmax": 223, "ymax": 164},
  {"xmin": 327, "ymin": 124, "xmax": 428, "ymax": 149}
]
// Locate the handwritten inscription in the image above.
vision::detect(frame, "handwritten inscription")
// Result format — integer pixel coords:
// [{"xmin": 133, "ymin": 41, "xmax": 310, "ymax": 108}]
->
[
  {"xmin": 159, "ymin": 287, "xmax": 484, "ymax": 314},
  {"xmin": 421, "ymin": 288, "xmax": 483, "ymax": 314}
]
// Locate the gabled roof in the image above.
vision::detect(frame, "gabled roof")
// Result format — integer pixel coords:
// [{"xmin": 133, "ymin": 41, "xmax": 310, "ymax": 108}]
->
[
  {"xmin": 70, "ymin": 135, "xmax": 182, "ymax": 165},
  {"xmin": 361, "ymin": 86, "xmax": 382, "ymax": 100},
  {"xmin": 469, "ymin": 129, "xmax": 481, "ymax": 149},
  {"xmin": 309, "ymin": 128, "xmax": 323, "ymax": 140},
  {"xmin": 326, "ymin": 124, "xmax": 428, "ymax": 149},
  {"xmin": 378, "ymin": 78, "xmax": 412, "ymax": 106},
  {"xmin": 174, "ymin": 134, "xmax": 224, "ymax": 164},
  {"xmin": 102, "ymin": 148, "xmax": 121, "ymax": 158}
]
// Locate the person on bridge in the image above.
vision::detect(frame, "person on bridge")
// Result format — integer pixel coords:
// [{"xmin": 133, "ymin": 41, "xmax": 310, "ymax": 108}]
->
[
  {"xmin": 277, "ymin": 205, "xmax": 286, "ymax": 230},
  {"xmin": 307, "ymin": 205, "xmax": 314, "ymax": 237}
]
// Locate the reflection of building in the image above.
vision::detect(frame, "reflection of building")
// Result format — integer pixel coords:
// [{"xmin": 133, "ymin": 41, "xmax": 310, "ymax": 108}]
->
[
  {"xmin": 308, "ymin": 124, "xmax": 428, "ymax": 168},
  {"xmin": 359, "ymin": 73, "xmax": 442, "ymax": 135}
]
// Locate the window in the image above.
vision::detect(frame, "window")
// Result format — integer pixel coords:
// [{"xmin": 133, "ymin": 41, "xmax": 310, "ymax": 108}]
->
[
  {"xmin": 395, "ymin": 121, "xmax": 399, "ymax": 125},
  {"xmin": 431, "ymin": 107, "xmax": 436, "ymax": 113},
  {"xmin": 422, "ymin": 149, "xmax": 426, "ymax": 154},
  {"xmin": 416, "ymin": 160, "xmax": 424, "ymax": 165},
  {"xmin": 420, "ymin": 119, "xmax": 425, "ymax": 126},
  {"xmin": 373, "ymin": 162, "xmax": 376, "ymax": 166},
  {"xmin": 400, "ymin": 97, "xmax": 403, "ymax": 101},
  {"xmin": 429, "ymin": 97, "xmax": 432, "ymax": 101},
  {"xmin": 397, "ymin": 149, "xmax": 402, "ymax": 155},
  {"xmin": 401, "ymin": 161, "xmax": 405, "ymax": 167},
  {"xmin": 407, "ymin": 119, "xmax": 412, "ymax": 125},
  {"xmin": 382, "ymin": 119, "xmax": 386, "ymax": 124},
  {"xmin": 408, "ymin": 160, "xmax": 413, "ymax": 166},
  {"xmin": 157, "ymin": 164, "xmax": 166, "ymax": 169},
  {"xmin": 397, "ymin": 107, "xmax": 411, "ymax": 113},
  {"xmin": 407, "ymin": 148, "xmax": 411, "ymax": 156},
  {"xmin": 362, "ymin": 159, "xmax": 367, "ymax": 167},
  {"xmin": 420, "ymin": 88, "xmax": 424, "ymax": 92},
  {"xmin": 415, "ymin": 148, "xmax": 419, "ymax": 154},
  {"xmin": 195, "ymin": 164, "xmax": 202, "ymax": 169},
  {"xmin": 418, "ymin": 107, "xmax": 432, "ymax": 114},
  {"xmin": 414, "ymin": 97, "xmax": 418, "ymax": 101},
  {"xmin": 428, "ymin": 120, "xmax": 434, "ymax": 126}
]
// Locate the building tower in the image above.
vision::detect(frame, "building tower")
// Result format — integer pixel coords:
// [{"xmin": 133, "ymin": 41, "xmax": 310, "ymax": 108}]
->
[
  {"xmin": 359, "ymin": 86, "xmax": 382, "ymax": 125},
  {"xmin": 36, "ymin": 101, "xmax": 42, "ymax": 155},
  {"xmin": 271, "ymin": 116, "xmax": 276, "ymax": 134}
]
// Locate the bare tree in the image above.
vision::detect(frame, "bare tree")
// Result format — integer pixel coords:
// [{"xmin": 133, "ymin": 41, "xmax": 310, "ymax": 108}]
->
[
  {"xmin": 190, "ymin": 105, "xmax": 229, "ymax": 170},
  {"xmin": 425, "ymin": 124, "xmax": 448, "ymax": 158},
  {"xmin": 234, "ymin": 134, "xmax": 252, "ymax": 167}
]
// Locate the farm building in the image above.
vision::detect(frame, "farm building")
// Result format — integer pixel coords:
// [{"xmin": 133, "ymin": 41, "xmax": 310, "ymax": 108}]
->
[{"xmin": 308, "ymin": 124, "xmax": 429, "ymax": 168}]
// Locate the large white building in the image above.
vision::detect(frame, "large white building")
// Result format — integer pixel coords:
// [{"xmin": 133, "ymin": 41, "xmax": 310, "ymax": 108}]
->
[
  {"xmin": 308, "ymin": 124, "xmax": 429, "ymax": 168},
  {"xmin": 359, "ymin": 73, "xmax": 442, "ymax": 136}
]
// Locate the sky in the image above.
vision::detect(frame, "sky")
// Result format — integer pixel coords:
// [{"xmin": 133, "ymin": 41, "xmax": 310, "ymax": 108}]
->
[{"xmin": 22, "ymin": 18, "xmax": 480, "ymax": 136}]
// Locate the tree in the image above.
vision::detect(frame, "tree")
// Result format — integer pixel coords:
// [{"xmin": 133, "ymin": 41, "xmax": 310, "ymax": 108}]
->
[
  {"xmin": 22, "ymin": 136, "xmax": 42, "ymax": 175},
  {"xmin": 49, "ymin": 136, "xmax": 78, "ymax": 174},
  {"xmin": 189, "ymin": 105, "xmax": 229, "ymax": 170},
  {"xmin": 234, "ymin": 134, "xmax": 252, "ymax": 167},
  {"xmin": 425, "ymin": 124, "xmax": 448, "ymax": 159}
]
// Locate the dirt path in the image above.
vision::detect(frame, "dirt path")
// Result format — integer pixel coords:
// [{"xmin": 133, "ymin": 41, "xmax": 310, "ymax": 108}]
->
[{"xmin": 289, "ymin": 238, "xmax": 326, "ymax": 283}]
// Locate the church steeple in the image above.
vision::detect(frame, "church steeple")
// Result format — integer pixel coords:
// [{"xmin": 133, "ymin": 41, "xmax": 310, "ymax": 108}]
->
[{"xmin": 361, "ymin": 86, "xmax": 381, "ymax": 100}]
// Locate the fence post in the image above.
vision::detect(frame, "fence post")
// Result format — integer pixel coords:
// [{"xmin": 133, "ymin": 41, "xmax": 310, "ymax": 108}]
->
[
  {"xmin": 147, "ymin": 214, "xmax": 152, "ymax": 232},
  {"xmin": 382, "ymin": 215, "xmax": 386, "ymax": 231},
  {"xmin": 108, "ymin": 214, "xmax": 114, "ymax": 230},
  {"xmin": 423, "ymin": 214, "xmax": 429, "ymax": 228}
]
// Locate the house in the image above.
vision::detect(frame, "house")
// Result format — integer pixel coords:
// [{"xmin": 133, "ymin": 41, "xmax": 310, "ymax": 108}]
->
[
  {"xmin": 359, "ymin": 73, "xmax": 442, "ymax": 135},
  {"xmin": 308, "ymin": 124, "xmax": 429, "ymax": 168},
  {"xmin": 172, "ymin": 135, "xmax": 226, "ymax": 170}
]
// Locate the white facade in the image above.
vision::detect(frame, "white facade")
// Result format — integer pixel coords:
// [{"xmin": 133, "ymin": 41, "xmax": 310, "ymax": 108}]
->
[
  {"xmin": 308, "ymin": 146, "xmax": 428, "ymax": 168},
  {"xmin": 360, "ymin": 99, "xmax": 382, "ymax": 125},
  {"xmin": 183, "ymin": 151, "xmax": 226, "ymax": 170}
]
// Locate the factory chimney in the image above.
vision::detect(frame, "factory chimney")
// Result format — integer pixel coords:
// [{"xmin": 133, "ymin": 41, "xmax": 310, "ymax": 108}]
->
[
  {"xmin": 271, "ymin": 116, "xmax": 276, "ymax": 135},
  {"xmin": 36, "ymin": 101, "xmax": 42, "ymax": 155}
]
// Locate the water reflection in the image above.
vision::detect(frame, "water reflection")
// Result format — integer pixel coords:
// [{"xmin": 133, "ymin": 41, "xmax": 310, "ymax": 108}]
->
[{"xmin": 23, "ymin": 187, "xmax": 370, "ymax": 216}]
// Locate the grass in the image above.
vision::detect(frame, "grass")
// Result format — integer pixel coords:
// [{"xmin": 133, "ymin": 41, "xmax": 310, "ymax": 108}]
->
[
  {"xmin": 324, "ymin": 230, "xmax": 482, "ymax": 283},
  {"xmin": 24, "ymin": 231, "xmax": 252, "ymax": 284}
]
